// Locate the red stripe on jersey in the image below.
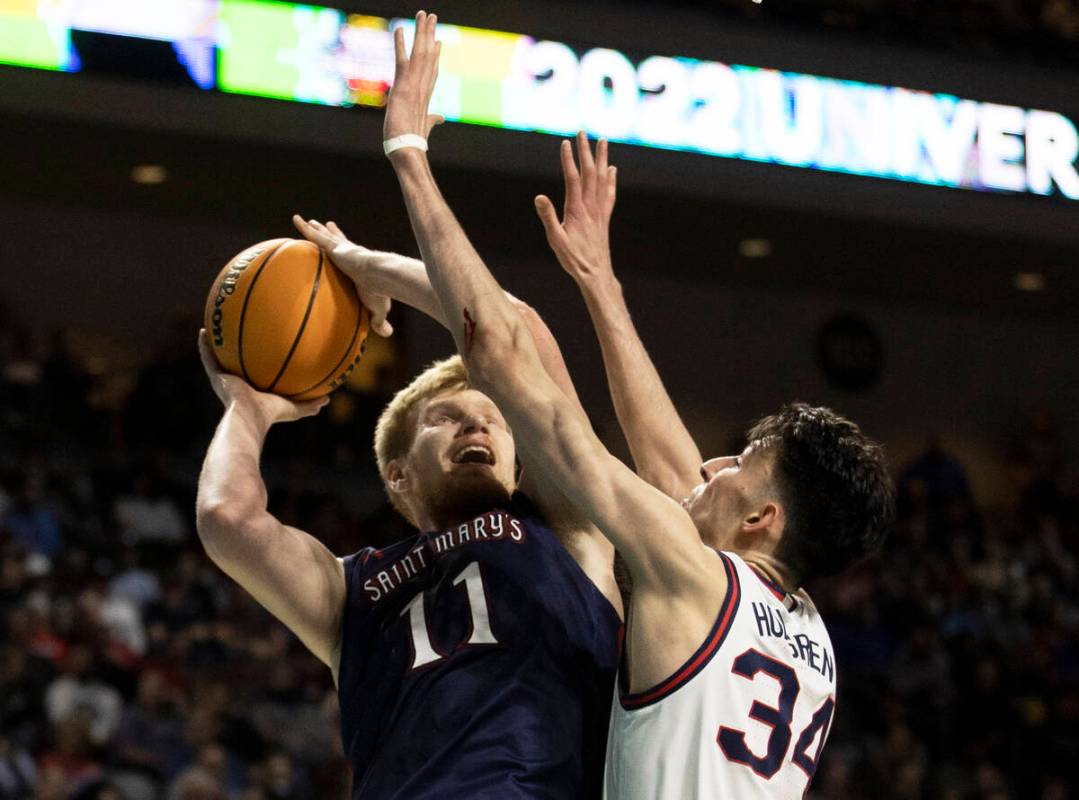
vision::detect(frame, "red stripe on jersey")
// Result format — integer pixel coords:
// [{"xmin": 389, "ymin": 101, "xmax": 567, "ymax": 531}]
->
[{"xmin": 620, "ymin": 553, "xmax": 742, "ymax": 710}]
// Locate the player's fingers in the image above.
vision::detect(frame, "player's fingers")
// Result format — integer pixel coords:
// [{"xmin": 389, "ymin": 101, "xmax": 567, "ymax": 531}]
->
[
  {"xmin": 577, "ymin": 130, "xmax": 595, "ymax": 197},
  {"xmin": 535, "ymin": 196, "xmax": 571, "ymax": 260},
  {"xmin": 416, "ymin": 11, "xmax": 431, "ymax": 57},
  {"xmin": 197, "ymin": 329, "xmax": 221, "ymax": 375},
  {"xmin": 291, "ymin": 214, "xmax": 313, "ymax": 238},
  {"xmin": 393, "ymin": 26, "xmax": 407, "ymax": 74},
  {"xmin": 372, "ymin": 299, "xmax": 392, "ymax": 331},
  {"xmin": 606, "ymin": 166, "xmax": 618, "ymax": 212},
  {"xmin": 596, "ymin": 138, "xmax": 608, "ymax": 184},
  {"xmin": 426, "ymin": 13, "xmax": 438, "ymax": 48},
  {"xmin": 326, "ymin": 221, "xmax": 346, "ymax": 240},
  {"xmin": 425, "ymin": 114, "xmax": 445, "ymax": 136},
  {"xmin": 369, "ymin": 308, "xmax": 393, "ymax": 337},
  {"xmin": 560, "ymin": 139, "xmax": 582, "ymax": 207},
  {"xmin": 308, "ymin": 219, "xmax": 334, "ymax": 244},
  {"xmin": 296, "ymin": 396, "xmax": 331, "ymax": 418},
  {"xmin": 534, "ymin": 195, "xmax": 561, "ymax": 233}
]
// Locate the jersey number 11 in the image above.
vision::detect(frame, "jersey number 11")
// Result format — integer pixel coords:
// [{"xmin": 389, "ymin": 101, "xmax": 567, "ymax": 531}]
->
[{"xmin": 401, "ymin": 561, "xmax": 499, "ymax": 670}]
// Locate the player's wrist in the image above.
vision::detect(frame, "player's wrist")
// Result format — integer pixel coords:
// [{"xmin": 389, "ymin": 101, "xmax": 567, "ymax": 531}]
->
[
  {"xmin": 387, "ymin": 146, "xmax": 429, "ymax": 172},
  {"xmin": 226, "ymin": 395, "xmax": 276, "ymax": 436},
  {"xmin": 576, "ymin": 264, "xmax": 620, "ymax": 295},
  {"xmin": 331, "ymin": 242, "xmax": 375, "ymax": 278},
  {"xmin": 383, "ymin": 133, "xmax": 428, "ymax": 158}
]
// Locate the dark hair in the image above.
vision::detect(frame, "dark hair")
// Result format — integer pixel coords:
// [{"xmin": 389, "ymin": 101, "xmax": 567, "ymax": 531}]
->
[{"xmin": 746, "ymin": 403, "xmax": 895, "ymax": 584}]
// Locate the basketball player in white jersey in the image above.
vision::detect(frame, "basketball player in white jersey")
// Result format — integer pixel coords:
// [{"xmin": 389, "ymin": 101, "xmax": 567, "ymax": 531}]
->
[
  {"xmin": 375, "ymin": 15, "xmax": 894, "ymax": 798},
  {"xmin": 532, "ymin": 132, "xmax": 896, "ymax": 797}
]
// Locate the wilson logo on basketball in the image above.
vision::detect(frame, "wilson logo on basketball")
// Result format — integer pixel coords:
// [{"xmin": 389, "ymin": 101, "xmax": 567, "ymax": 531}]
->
[{"xmin": 209, "ymin": 242, "xmax": 273, "ymax": 347}]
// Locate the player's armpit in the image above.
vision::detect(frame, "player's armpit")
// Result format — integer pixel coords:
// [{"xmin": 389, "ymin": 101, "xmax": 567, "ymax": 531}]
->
[{"xmin": 196, "ymin": 507, "xmax": 346, "ymax": 674}]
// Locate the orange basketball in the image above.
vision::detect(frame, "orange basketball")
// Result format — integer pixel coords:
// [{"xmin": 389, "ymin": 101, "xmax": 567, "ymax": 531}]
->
[{"xmin": 204, "ymin": 238, "xmax": 370, "ymax": 400}]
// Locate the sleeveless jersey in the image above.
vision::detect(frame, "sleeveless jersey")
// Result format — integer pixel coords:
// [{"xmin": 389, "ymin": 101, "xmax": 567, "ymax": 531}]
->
[
  {"xmin": 338, "ymin": 494, "xmax": 621, "ymax": 799},
  {"xmin": 605, "ymin": 552, "xmax": 836, "ymax": 799}
]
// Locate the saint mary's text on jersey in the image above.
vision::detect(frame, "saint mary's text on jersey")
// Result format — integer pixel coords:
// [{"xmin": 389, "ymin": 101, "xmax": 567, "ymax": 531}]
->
[{"xmin": 363, "ymin": 511, "xmax": 526, "ymax": 602}]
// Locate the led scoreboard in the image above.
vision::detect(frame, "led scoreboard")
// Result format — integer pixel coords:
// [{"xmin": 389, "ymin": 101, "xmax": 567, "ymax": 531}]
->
[{"xmin": 1, "ymin": 0, "xmax": 1077, "ymax": 200}]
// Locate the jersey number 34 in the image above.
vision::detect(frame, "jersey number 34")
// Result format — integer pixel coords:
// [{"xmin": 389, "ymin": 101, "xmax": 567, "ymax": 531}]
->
[{"xmin": 718, "ymin": 648, "xmax": 835, "ymax": 783}]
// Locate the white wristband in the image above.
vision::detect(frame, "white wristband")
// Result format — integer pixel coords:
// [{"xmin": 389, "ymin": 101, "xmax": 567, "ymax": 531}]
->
[{"xmin": 383, "ymin": 134, "xmax": 428, "ymax": 156}]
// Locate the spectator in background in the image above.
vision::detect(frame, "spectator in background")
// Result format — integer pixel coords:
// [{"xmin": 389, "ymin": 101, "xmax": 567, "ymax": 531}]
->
[
  {"xmin": 113, "ymin": 471, "xmax": 187, "ymax": 548},
  {"xmin": 44, "ymin": 645, "xmax": 122, "ymax": 748},
  {"xmin": 36, "ymin": 717, "xmax": 104, "ymax": 797},
  {"xmin": 0, "ymin": 735, "xmax": 36, "ymax": 800},
  {"xmin": 0, "ymin": 640, "xmax": 54, "ymax": 750},
  {"xmin": 108, "ymin": 546, "xmax": 162, "ymax": 614},
  {"xmin": 166, "ymin": 765, "xmax": 225, "ymax": 800},
  {"xmin": 899, "ymin": 436, "xmax": 973, "ymax": 515},
  {"xmin": 109, "ymin": 670, "xmax": 185, "ymax": 799},
  {"xmin": 1, "ymin": 473, "xmax": 63, "ymax": 561}
]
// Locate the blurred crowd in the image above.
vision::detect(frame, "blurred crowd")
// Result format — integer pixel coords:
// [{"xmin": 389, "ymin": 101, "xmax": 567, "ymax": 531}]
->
[
  {"xmin": 808, "ymin": 426, "xmax": 1079, "ymax": 799},
  {"xmin": 655, "ymin": 0, "xmax": 1079, "ymax": 66},
  {"xmin": 2, "ymin": 301, "xmax": 1078, "ymax": 800}
]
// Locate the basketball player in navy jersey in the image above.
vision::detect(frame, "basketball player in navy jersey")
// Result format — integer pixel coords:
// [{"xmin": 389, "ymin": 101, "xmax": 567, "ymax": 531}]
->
[
  {"xmin": 381, "ymin": 13, "xmax": 894, "ymax": 798},
  {"xmin": 196, "ymin": 189, "xmax": 621, "ymax": 796}
]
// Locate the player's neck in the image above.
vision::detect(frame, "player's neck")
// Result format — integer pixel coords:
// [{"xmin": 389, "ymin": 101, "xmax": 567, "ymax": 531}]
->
[{"xmin": 740, "ymin": 552, "xmax": 797, "ymax": 594}]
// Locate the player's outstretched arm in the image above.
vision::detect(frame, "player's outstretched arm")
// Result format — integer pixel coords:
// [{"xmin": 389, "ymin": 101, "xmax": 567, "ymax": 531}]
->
[
  {"xmin": 195, "ymin": 332, "xmax": 346, "ymax": 675},
  {"xmin": 536, "ymin": 133, "xmax": 702, "ymax": 501},
  {"xmin": 383, "ymin": 13, "xmax": 721, "ymax": 604}
]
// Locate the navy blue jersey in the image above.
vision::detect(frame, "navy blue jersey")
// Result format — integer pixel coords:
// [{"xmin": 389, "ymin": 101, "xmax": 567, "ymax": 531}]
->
[{"xmin": 337, "ymin": 494, "xmax": 620, "ymax": 799}]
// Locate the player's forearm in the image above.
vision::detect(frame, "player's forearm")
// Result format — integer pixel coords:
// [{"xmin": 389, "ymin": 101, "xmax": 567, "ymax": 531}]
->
[
  {"xmin": 578, "ymin": 277, "xmax": 702, "ymax": 499},
  {"xmin": 357, "ymin": 251, "xmax": 446, "ymax": 324},
  {"xmin": 196, "ymin": 405, "xmax": 273, "ymax": 547},
  {"xmin": 512, "ymin": 300, "xmax": 588, "ymax": 419},
  {"xmin": 391, "ymin": 152, "xmax": 527, "ymax": 363}
]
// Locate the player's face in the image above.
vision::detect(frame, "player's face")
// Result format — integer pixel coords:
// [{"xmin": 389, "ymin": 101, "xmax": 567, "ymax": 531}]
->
[
  {"xmin": 404, "ymin": 388, "xmax": 517, "ymax": 525},
  {"xmin": 683, "ymin": 444, "xmax": 773, "ymax": 547}
]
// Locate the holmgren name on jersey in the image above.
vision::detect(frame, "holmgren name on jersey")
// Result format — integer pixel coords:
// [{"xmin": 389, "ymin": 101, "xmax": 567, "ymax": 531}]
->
[{"xmin": 751, "ymin": 601, "xmax": 835, "ymax": 683}]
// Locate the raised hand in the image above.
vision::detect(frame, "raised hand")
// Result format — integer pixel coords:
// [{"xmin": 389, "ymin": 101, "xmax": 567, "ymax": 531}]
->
[
  {"xmin": 384, "ymin": 11, "xmax": 444, "ymax": 154},
  {"xmin": 292, "ymin": 215, "xmax": 394, "ymax": 337},
  {"xmin": 534, "ymin": 131, "xmax": 618, "ymax": 287},
  {"xmin": 198, "ymin": 330, "xmax": 328, "ymax": 428}
]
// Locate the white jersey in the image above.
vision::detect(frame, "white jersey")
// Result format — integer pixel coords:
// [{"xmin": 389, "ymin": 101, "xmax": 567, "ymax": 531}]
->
[{"xmin": 605, "ymin": 552, "xmax": 837, "ymax": 800}]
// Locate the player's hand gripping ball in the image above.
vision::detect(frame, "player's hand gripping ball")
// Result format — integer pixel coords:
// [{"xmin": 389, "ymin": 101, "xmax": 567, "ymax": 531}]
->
[{"xmin": 204, "ymin": 239, "xmax": 371, "ymax": 400}]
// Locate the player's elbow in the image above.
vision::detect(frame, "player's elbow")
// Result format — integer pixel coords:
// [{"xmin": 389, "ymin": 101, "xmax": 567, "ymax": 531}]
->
[{"xmin": 195, "ymin": 500, "xmax": 257, "ymax": 557}]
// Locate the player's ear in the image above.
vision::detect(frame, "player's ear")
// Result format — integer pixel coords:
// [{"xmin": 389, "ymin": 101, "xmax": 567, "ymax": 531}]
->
[
  {"xmin": 742, "ymin": 503, "xmax": 779, "ymax": 534},
  {"xmin": 385, "ymin": 459, "xmax": 409, "ymax": 495}
]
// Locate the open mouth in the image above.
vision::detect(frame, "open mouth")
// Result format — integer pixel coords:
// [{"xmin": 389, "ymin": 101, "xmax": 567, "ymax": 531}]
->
[{"xmin": 451, "ymin": 444, "xmax": 496, "ymax": 467}]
